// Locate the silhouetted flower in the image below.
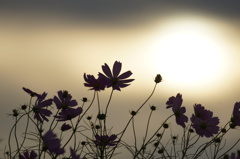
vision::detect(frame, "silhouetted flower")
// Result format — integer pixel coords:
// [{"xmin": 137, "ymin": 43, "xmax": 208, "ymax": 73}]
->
[
  {"xmin": 166, "ymin": 94, "xmax": 188, "ymax": 128},
  {"xmin": 42, "ymin": 130, "xmax": 65, "ymax": 155},
  {"xmin": 54, "ymin": 107, "xmax": 82, "ymax": 121},
  {"xmin": 98, "ymin": 61, "xmax": 134, "ymax": 91},
  {"xmin": 32, "ymin": 92, "xmax": 52, "ymax": 123},
  {"xmin": 94, "ymin": 134, "xmax": 118, "ymax": 147},
  {"xmin": 166, "ymin": 93, "xmax": 182, "ymax": 109},
  {"xmin": 61, "ymin": 123, "xmax": 72, "ymax": 131},
  {"xmin": 22, "ymin": 87, "xmax": 40, "ymax": 97},
  {"xmin": 70, "ymin": 147, "xmax": 80, "ymax": 159},
  {"xmin": 191, "ymin": 104, "xmax": 213, "ymax": 121},
  {"xmin": 83, "ymin": 73, "xmax": 106, "ymax": 91},
  {"xmin": 231, "ymin": 102, "xmax": 240, "ymax": 126},
  {"xmin": 231, "ymin": 150, "xmax": 240, "ymax": 159},
  {"xmin": 53, "ymin": 90, "xmax": 78, "ymax": 110},
  {"xmin": 191, "ymin": 104, "xmax": 220, "ymax": 137},
  {"xmin": 19, "ymin": 150, "xmax": 37, "ymax": 159}
]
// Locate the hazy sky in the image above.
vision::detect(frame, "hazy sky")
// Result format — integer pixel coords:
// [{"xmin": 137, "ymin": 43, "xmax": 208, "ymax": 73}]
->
[{"xmin": 0, "ymin": 1, "xmax": 240, "ymax": 158}]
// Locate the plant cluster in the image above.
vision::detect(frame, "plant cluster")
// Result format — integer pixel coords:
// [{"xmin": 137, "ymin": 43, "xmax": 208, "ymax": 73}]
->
[{"xmin": 4, "ymin": 61, "xmax": 240, "ymax": 159}]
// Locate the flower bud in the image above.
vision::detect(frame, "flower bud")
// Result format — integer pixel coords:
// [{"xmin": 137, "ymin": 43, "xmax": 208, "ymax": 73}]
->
[
  {"xmin": 21, "ymin": 105, "xmax": 27, "ymax": 110},
  {"xmin": 155, "ymin": 74, "xmax": 162, "ymax": 83},
  {"xmin": 163, "ymin": 123, "xmax": 169, "ymax": 129},
  {"xmin": 82, "ymin": 97, "xmax": 88, "ymax": 102},
  {"xmin": 97, "ymin": 113, "xmax": 106, "ymax": 120},
  {"xmin": 130, "ymin": 110, "xmax": 137, "ymax": 116},
  {"xmin": 150, "ymin": 105, "xmax": 156, "ymax": 111}
]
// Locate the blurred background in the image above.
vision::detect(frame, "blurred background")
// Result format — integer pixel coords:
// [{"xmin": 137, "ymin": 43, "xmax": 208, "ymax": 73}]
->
[{"xmin": 0, "ymin": 1, "xmax": 239, "ymax": 158}]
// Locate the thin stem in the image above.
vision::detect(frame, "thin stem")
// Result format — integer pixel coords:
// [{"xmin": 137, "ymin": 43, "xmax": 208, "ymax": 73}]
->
[
  {"xmin": 109, "ymin": 83, "xmax": 158, "ymax": 158},
  {"xmin": 133, "ymin": 114, "xmax": 174, "ymax": 159},
  {"xmin": 14, "ymin": 117, "xmax": 20, "ymax": 155},
  {"xmin": 62, "ymin": 91, "xmax": 96, "ymax": 149},
  {"xmin": 143, "ymin": 110, "xmax": 153, "ymax": 146},
  {"xmin": 131, "ymin": 117, "xmax": 137, "ymax": 155}
]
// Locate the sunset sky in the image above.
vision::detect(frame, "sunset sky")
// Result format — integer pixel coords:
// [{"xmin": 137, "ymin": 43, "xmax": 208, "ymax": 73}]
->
[{"xmin": 0, "ymin": 1, "xmax": 239, "ymax": 158}]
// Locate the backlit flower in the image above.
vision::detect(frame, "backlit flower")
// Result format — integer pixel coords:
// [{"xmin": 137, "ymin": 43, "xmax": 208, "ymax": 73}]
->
[
  {"xmin": 42, "ymin": 130, "xmax": 65, "ymax": 155},
  {"xmin": 191, "ymin": 104, "xmax": 213, "ymax": 121},
  {"xmin": 54, "ymin": 107, "xmax": 82, "ymax": 121},
  {"xmin": 22, "ymin": 87, "xmax": 41, "ymax": 97},
  {"xmin": 94, "ymin": 134, "xmax": 119, "ymax": 147},
  {"xmin": 191, "ymin": 104, "xmax": 219, "ymax": 137},
  {"xmin": 166, "ymin": 94, "xmax": 188, "ymax": 128},
  {"xmin": 70, "ymin": 147, "xmax": 80, "ymax": 159},
  {"xmin": 61, "ymin": 123, "xmax": 72, "ymax": 131},
  {"xmin": 19, "ymin": 150, "xmax": 37, "ymax": 159},
  {"xmin": 98, "ymin": 61, "xmax": 134, "ymax": 91},
  {"xmin": 53, "ymin": 90, "xmax": 78, "ymax": 110},
  {"xmin": 166, "ymin": 93, "xmax": 182, "ymax": 109},
  {"xmin": 32, "ymin": 92, "xmax": 52, "ymax": 123},
  {"xmin": 231, "ymin": 102, "xmax": 240, "ymax": 126},
  {"xmin": 191, "ymin": 116, "xmax": 220, "ymax": 137},
  {"xmin": 83, "ymin": 73, "xmax": 106, "ymax": 91}
]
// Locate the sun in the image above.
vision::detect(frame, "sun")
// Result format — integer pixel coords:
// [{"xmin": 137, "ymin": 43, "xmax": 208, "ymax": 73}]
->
[{"xmin": 148, "ymin": 16, "xmax": 228, "ymax": 89}]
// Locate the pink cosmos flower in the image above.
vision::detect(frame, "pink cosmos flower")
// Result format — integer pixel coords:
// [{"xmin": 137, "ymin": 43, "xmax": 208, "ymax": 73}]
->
[
  {"xmin": 43, "ymin": 130, "xmax": 65, "ymax": 155},
  {"xmin": 231, "ymin": 102, "xmax": 240, "ymax": 126},
  {"xmin": 191, "ymin": 104, "xmax": 213, "ymax": 121},
  {"xmin": 32, "ymin": 92, "xmax": 52, "ymax": 123},
  {"xmin": 70, "ymin": 147, "xmax": 80, "ymax": 159},
  {"xmin": 166, "ymin": 94, "xmax": 188, "ymax": 128},
  {"xmin": 19, "ymin": 150, "xmax": 37, "ymax": 159},
  {"xmin": 61, "ymin": 123, "xmax": 72, "ymax": 131},
  {"xmin": 98, "ymin": 61, "xmax": 134, "ymax": 91},
  {"xmin": 191, "ymin": 104, "xmax": 219, "ymax": 137},
  {"xmin": 22, "ymin": 87, "xmax": 41, "ymax": 97},
  {"xmin": 54, "ymin": 107, "xmax": 82, "ymax": 121},
  {"xmin": 53, "ymin": 90, "xmax": 78, "ymax": 110},
  {"xmin": 94, "ymin": 134, "xmax": 119, "ymax": 147},
  {"xmin": 83, "ymin": 73, "xmax": 106, "ymax": 91},
  {"xmin": 231, "ymin": 150, "xmax": 240, "ymax": 159}
]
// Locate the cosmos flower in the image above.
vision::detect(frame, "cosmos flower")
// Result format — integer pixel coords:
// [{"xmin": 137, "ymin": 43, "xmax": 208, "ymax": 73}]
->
[
  {"xmin": 191, "ymin": 104, "xmax": 219, "ymax": 137},
  {"xmin": 166, "ymin": 94, "xmax": 188, "ymax": 128},
  {"xmin": 231, "ymin": 150, "xmax": 240, "ymax": 159},
  {"xmin": 22, "ymin": 87, "xmax": 41, "ymax": 97},
  {"xmin": 83, "ymin": 73, "xmax": 106, "ymax": 91},
  {"xmin": 54, "ymin": 107, "xmax": 82, "ymax": 122},
  {"xmin": 94, "ymin": 134, "xmax": 119, "ymax": 147},
  {"xmin": 191, "ymin": 116, "xmax": 220, "ymax": 137},
  {"xmin": 53, "ymin": 90, "xmax": 78, "ymax": 110},
  {"xmin": 61, "ymin": 123, "xmax": 72, "ymax": 131},
  {"xmin": 166, "ymin": 93, "xmax": 183, "ymax": 109},
  {"xmin": 32, "ymin": 92, "xmax": 53, "ymax": 123},
  {"xmin": 231, "ymin": 102, "xmax": 240, "ymax": 126},
  {"xmin": 42, "ymin": 130, "xmax": 65, "ymax": 155},
  {"xmin": 70, "ymin": 147, "xmax": 80, "ymax": 159},
  {"xmin": 98, "ymin": 61, "xmax": 134, "ymax": 91},
  {"xmin": 191, "ymin": 104, "xmax": 213, "ymax": 121},
  {"xmin": 19, "ymin": 150, "xmax": 37, "ymax": 159}
]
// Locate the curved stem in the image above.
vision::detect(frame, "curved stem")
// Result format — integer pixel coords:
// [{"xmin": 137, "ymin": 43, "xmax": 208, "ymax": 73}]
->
[
  {"xmin": 62, "ymin": 91, "xmax": 96, "ymax": 149},
  {"xmin": 108, "ymin": 83, "xmax": 158, "ymax": 158},
  {"xmin": 133, "ymin": 114, "xmax": 174, "ymax": 159}
]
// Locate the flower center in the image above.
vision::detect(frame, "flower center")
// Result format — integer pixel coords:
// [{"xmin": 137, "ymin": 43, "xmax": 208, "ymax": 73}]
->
[
  {"xmin": 111, "ymin": 78, "xmax": 118, "ymax": 85},
  {"xmin": 200, "ymin": 122, "xmax": 207, "ymax": 130},
  {"xmin": 32, "ymin": 106, "xmax": 40, "ymax": 114},
  {"xmin": 61, "ymin": 103, "xmax": 68, "ymax": 109}
]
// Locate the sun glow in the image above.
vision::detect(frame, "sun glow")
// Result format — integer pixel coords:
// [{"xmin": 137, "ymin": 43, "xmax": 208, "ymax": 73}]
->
[{"xmin": 148, "ymin": 16, "xmax": 229, "ymax": 89}]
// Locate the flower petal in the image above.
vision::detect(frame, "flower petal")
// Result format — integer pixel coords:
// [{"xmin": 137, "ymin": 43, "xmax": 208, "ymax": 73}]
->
[
  {"xmin": 118, "ymin": 71, "xmax": 132, "ymax": 79},
  {"xmin": 113, "ymin": 61, "xmax": 122, "ymax": 77},
  {"xmin": 102, "ymin": 63, "xmax": 113, "ymax": 78}
]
